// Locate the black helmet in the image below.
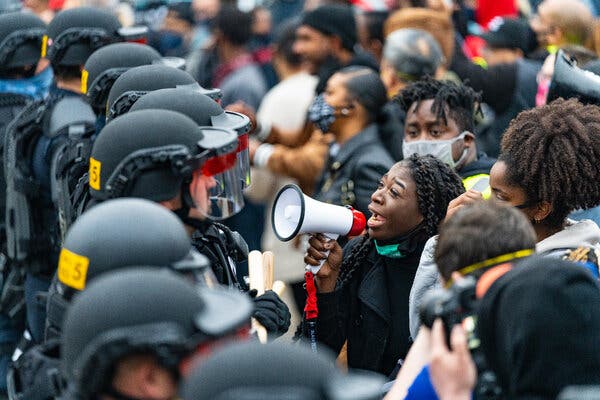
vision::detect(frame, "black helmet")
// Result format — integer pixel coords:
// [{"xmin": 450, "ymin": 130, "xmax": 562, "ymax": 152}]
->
[
  {"xmin": 61, "ymin": 267, "xmax": 253, "ymax": 400},
  {"xmin": 89, "ymin": 109, "xmax": 243, "ymax": 219},
  {"xmin": 129, "ymin": 88, "xmax": 252, "ymax": 188},
  {"xmin": 57, "ymin": 198, "xmax": 212, "ymax": 292},
  {"xmin": 46, "ymin": 198, "xmax": 216, "ymax": 337},
  {"xmin": 181, "ymin": 341, "xmax": 386, "ymax": 400},
  {"xmin": 82, "ymin": 42, "xmax": 162, "ymax": 110},
  {"xmin": 106, "ymin": 64, "xmax": 221, "ymax": 121},
  {"xmin": 0, "ymin": 12, "xmax": 45, "ymax": 74},
  {"xmin": 46, "ymin": 7, "xmax": 122, "ymax": 66}
]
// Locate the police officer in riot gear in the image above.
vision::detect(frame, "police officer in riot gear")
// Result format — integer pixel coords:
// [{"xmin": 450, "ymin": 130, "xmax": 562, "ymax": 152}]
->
[
  {"xmin": 88, "ymin": 108, "xmax": 291, "ymax": 337},
  {"xmin": 4, "ymin": 7, "xmax": 123, "ymax": 346},
  {"xmin": 7, "ymin": 198, "xmax": 218, "ymax": 400},
  {"xmin": 61, "ymin": 267, "xmax": 253, "ymax": 400},
  {"xmin": 50, "ymin": 43, "xmax": 164, "ymax": 238},
  {"xmin": 0, "ymin": 10, "xmax": 48, "ymax": 395},
  {"xmin": 82, "ymin": 42, "xmax": 163, "ymax": 130}
]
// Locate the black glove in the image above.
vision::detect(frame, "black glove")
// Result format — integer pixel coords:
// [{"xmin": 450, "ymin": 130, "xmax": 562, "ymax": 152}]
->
[{"xmin": 251, "ymin": 290, "xmax": 291, "ymax": 338}]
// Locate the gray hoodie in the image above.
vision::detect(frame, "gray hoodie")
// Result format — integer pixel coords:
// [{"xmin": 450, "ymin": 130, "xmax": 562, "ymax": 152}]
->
[{"xmin": 407, "ymin": 219, "xmax": 600, "ymax": 339}]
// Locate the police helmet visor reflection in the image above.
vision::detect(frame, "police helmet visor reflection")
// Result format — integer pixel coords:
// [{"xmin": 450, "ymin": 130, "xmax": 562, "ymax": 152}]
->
[
  {"xmin": 210, "ymin": 111, "xmax": 252, "ymax": 189},
  {"xmin": 194, "ymin": 149, "xmax": 244, "ymax": 220}
]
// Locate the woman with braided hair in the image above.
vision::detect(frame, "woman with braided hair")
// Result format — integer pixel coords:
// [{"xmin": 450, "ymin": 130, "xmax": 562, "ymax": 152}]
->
[
  {"xmin": 490, "ymin": 97, "xmax": 600, "ymax": 262},
  {"xmin": 304, "ymin": 154, "xmax": 464, "ymax": 376}
]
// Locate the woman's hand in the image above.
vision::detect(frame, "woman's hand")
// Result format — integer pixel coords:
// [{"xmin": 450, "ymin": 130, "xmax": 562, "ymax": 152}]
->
[
  {"xmin": 444, "ymin": 190, "xmax": 484, "ymax": 223},
  {"xmin": 304, "ymin": 234, "xmax": 343, "ymax": 293}
]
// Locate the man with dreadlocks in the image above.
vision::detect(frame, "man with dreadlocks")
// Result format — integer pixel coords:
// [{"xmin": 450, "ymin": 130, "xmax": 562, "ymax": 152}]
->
[
  {"xmin": 402, "ymin": 81, "xmax": 495, "ymax": 342},
  {"xmin": 303, "ymin": 154, "xmax": 464, "ymax": 377},
  {"xmin": 397, "ymin": 78, "xmax": 495, "ymax": 199}
]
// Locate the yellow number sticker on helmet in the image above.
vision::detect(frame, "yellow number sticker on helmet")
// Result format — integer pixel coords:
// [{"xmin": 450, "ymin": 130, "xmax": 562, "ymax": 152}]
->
[
  {"xmin": 41, "ymin": 35, "xmax": 48, "ymax": 58},
  {"xmin": 58, "ymin": 248, "xmax": 90, "ymax": 290},
  {"xmin": 81, "ymin": 69, "xmax": 89, "ymax": 94},
  {"xmin": 89, "ymin": 157, "xmax": 101, "ymax": 190}
]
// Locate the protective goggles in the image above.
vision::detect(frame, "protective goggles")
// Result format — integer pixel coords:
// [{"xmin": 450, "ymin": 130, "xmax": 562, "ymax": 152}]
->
[{"xmin": 210, "ymin": 111, "xmax": 252, "ymax": 189}]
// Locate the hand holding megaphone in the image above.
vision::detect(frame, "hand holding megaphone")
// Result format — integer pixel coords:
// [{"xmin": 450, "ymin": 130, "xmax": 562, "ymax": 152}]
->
[{"xmin": 271, "ymin": 184, "xmax": 366, "ymax": 274}]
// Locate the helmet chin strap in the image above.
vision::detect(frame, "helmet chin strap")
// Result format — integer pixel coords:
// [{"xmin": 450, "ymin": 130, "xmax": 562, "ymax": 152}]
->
[{"xmin": 173, "ymin": 183, "xmax": 212, "ymax": 232}]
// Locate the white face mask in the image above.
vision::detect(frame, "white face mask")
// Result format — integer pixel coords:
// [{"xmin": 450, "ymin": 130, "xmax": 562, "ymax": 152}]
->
[{"xmin": 402, "ymin": 131, "xmax": 469, "ymax": 169}]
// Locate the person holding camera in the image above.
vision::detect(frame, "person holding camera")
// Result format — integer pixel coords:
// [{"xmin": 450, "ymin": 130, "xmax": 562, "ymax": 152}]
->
[
  {"xmin": 429, "ymin": 256, "xmax": 600, "ymax": 400},
  {"xmin": 387, "ymin": 202, "xmax": 538, "ymax": 399},
  {"xmin": 303, "ymin": 154, "xmax": 464, "ymax": 376}
]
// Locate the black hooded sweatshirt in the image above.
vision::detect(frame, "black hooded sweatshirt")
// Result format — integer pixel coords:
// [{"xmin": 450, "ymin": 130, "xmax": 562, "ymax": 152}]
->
[{"xmin": 477, "ymin": 256, "xmax": 600, "ymax": 399}]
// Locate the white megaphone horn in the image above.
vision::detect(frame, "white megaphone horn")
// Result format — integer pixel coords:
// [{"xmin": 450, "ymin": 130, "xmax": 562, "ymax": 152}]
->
[{"xmin": 271, "ymin": 184, "xmax": 366, "ymax": 273}]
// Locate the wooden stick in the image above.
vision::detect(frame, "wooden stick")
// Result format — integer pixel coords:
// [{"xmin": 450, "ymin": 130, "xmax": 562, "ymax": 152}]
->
[
  {"xmin": 272, "ymin": 280, "xmax": 286, "ymax": 296},
  {"xmin": 262, "ymin": 251, "xmax": 274, "ymax": 291},
  {"xmin": 248, "ymin": 250, "xmax": 271, "ymax": 343}
]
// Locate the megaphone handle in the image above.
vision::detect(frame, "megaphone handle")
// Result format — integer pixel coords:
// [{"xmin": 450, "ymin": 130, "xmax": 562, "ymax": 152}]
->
[{"xmin": 306, "ymin": 233, "xmax": 339, "ymax": 274}]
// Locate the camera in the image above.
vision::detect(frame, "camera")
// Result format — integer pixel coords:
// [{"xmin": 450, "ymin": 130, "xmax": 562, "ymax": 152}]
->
[
  {"xmin": 418, "ymin": 275, "xmax": 477, "ymax": 344},
  {"xmin": 419, "ymin": 276, "xmax": 502, "ymax": 400}
]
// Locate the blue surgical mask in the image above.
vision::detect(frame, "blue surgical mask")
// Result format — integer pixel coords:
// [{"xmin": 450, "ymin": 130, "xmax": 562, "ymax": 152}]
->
[{"xmin": 0, "ymin": 66, "xmax": 53, "ymax": 101}]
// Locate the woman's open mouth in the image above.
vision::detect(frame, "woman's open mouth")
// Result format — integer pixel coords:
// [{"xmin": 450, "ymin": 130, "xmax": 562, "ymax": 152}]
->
[{"xmin": 367, "ymin": 208, "xmax": 387, "ymax": 229}]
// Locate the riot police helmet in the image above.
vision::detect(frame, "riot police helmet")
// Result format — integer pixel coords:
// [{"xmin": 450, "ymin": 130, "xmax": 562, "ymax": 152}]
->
[
  {"xmin": 130, "ymin": 88, "xmax": 252, "ymax": 188},
  {"xmin": 61, "ymin": 267, "xmax": 253, "ymax": 400},
  {"xmin": 106, "ymin": 64, "xmax": 220, "ymax": 121},
  {"xmin": 0, "ymin": 12, "xmax": 46, "ymax": 76},
  {"xmin": 89, "ymin": 109, "xmax": 244, "ymax": 220},
  {"xmin": 57, "ymin": 198, "xmax": 215, "ymax": 296},
  {"xmin": 181, "ymin": 341, "xmax": 387, "ymax": 400},
  {"xmin": 46, "ymin": 198, "xmax": 216, "ymax": 340},
  {"xmin": 82, "ymin": 42, "xmax": 162, "ymax": 110},
  {"xmin": 46, "ymin": 7, "xmax": 122, "ymax": 67}
]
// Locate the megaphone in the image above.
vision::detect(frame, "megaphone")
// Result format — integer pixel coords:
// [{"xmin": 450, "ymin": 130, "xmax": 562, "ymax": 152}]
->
[
  {"xmin": 547, "ymin": 49, "xmax": 600, "ymax": 105},
  {"xmin": 271, "ymin": 184, "xmax": 366, "ymax": 273}
]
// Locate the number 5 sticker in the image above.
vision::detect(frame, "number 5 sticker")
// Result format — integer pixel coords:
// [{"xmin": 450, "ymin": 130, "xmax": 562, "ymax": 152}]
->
[
  {"xmin": 89, "ymin": 157, "xmax": 101, "ymax": 190},
  {"xmin": 58, "ymin": 248, "xmax": 90, "ymax": 290}
]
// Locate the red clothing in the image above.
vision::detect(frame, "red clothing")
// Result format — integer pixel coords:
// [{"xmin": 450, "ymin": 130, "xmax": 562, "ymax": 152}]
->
[{"xmin": 476, "ymin": 0, "xmax": 517, "ymax": 29}]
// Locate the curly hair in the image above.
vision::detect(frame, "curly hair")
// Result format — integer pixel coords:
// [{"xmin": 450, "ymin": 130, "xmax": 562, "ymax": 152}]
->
[
  {"xmin": 337, "ymin": 154, "xmax": 465, "ymax": 287},
  {"xmin": 394, "ymin": 77, "xmax": 482, "ymax": 132},
  {"xmin": 499, "ymin": 97, "xmax": 600, "ymax": 228},
  {"xmin": 435, "ymin": 202, "xmax": 537, "ymax": 282}
]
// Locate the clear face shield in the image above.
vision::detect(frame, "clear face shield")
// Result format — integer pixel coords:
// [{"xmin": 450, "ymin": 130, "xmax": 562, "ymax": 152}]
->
[
  {"xmin": 210, "ymin": 111, "xmax": 252, "ymax": 189},
  {"xmin": 192, "ymin": 127, "xmax": 244, "ymax": 220}
]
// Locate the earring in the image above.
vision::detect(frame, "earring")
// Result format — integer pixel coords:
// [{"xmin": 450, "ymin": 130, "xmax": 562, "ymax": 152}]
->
[{"xmin": 341, "ymin": 108, "xmax": 349, "ymax": 115}]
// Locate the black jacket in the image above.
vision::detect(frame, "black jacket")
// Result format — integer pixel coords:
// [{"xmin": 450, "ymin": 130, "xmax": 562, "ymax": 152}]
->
[
  {"xmin": 316, "ymin": 234, "xmax": 426, "ymax": 376},
  {"xmin": 458, "ymin": 152, "xmax": 496, "ymax": 179},
  {"xmin": 314, "ymin": 124, "xmax": 394, "ymax": 220}
]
